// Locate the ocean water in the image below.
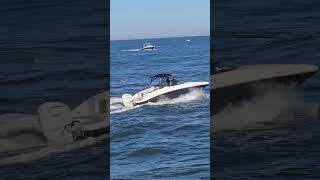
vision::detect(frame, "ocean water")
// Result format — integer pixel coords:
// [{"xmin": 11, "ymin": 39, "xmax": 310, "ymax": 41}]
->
[
  {"xmin": 0, "ymin": 0, "xmax": 108, "ymax": 179},
  {"xmin": 110, "ymin": 36, "xmax": 210, "ymax": 179},
  {"xmin": 213, "ymin": 0, "xmax": 320, "ymax": 179}
]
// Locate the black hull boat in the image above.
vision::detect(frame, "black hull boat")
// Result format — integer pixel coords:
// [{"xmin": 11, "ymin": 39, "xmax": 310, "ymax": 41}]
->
[{"xmin": 211, "ymin": 63, "xmax": 319, "ymax": 114}]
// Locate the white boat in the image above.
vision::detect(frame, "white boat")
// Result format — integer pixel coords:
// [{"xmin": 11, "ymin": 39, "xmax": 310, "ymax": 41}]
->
[
  {"xmin": 122, "ymin": 74, "xmax": 209, "ymax": 107},
  {"xmin": 142, "ymin": 43, "xmax": 155, "ymax": 50},
  {"xmin": 211, "ymin": 62, "xmax": 319, "ymax": 114},
  {"xmin": 10, "ymin": 63, "xmax": 318, "ymax": 142},
  {"xmin": 38, "ymin": 91, "xmax": 108, "ymax": 142}
]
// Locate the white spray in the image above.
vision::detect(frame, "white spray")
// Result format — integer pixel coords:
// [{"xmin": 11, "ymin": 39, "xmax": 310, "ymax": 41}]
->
[{"xmin": 213, "ymin": 85, "xmax": 319, "ymax": 132}]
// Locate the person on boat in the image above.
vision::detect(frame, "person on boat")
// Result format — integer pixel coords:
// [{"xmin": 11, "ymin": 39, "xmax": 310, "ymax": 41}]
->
[
  {"xmin": 166, "ymin": 77, "xmax": 171, "ymax": 86},
  {"xmin": 171, "ymin": 78, "xmax": 178, "ymax": 85}
]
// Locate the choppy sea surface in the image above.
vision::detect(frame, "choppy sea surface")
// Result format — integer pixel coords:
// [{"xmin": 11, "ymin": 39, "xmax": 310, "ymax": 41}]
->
[
  {"xmin": 0, "ymin": 0, "xmax": 108, "ymax": 179},
  {"xmin": 110, "ymin": 36, "xmax": 210, "ymax": 179},
  {"xmin": 213, "ymin": 0, "xmax": 320, "ymax": 179}
]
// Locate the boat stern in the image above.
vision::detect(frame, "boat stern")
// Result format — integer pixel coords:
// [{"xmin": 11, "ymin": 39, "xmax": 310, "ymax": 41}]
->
[{"xmin": 122, "ymin": 94, "xmax": 134, "ymax": 107}]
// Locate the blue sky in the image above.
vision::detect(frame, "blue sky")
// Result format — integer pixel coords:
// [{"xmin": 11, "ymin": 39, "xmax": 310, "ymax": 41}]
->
[{"xmin": 111, "ymin": 0, "xmax": 210, "ymax": 40}]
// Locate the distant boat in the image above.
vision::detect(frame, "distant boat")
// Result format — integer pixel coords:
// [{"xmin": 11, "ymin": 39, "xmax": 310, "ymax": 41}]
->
[
  {"xmin": 186, "ymin": 39, "xmax": 191, "ymax": 42},
  {"xmin": 142, "ymin": 43, "xmax": 155, "ymax": 50}
]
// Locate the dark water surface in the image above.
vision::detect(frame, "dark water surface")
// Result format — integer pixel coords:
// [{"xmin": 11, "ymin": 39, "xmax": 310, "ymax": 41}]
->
[
  {"xmin": 110, "ymin": 36, "xmax": 210, "ymax": 179},
  {"xmin": 0, "ymin": 0, "xmax": 108, "ymax": 179},
  {"xmin": 213, "ymin": 0, "xmax": 320, "ymax": 179}
]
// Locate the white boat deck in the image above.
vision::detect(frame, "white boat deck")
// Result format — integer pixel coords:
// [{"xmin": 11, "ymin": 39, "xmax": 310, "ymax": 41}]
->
[{"xmin": 212, "ymin": 64, "xmax": 318, "ymax": 89}]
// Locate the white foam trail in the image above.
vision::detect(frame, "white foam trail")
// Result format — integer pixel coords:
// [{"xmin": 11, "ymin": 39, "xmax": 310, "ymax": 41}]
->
[
  {"xmin": 0, "ymin": 135, "xmax": 106, "ymax": 166},
  {"xmin": 120, "ymin": 49, "xmax": 141, "ymax": 52},
  {"xmin": 214, "ymin": 86, "xmax": 319, "ymax": 132},
  {"xmin": 0, "ymin": 113, "xmax": 44, "ymax": 153},
  {"xmin": 149, "ymin": 89, "xmax": 207, "ymax": 105},
  {"xmin": 0, "ymin": 113, "xmax": 107, "ymax": 165},
  {"xmin": 110, "ymin": 89, "xmax": 208, "ymax": 114},
  {"xmin": 120, "ymin": 48, "xmax": 158, "ymax": 52}
]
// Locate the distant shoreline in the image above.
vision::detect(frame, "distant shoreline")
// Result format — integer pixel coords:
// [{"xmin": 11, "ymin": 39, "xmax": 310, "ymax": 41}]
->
[{"xmin": 110, "ymin": 35, "xmax": 209, "ymax": 42}]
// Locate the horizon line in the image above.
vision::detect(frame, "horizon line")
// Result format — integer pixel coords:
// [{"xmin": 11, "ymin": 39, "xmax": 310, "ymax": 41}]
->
[{"xmin": 110, "ymin": 34, "xmax": 210, "ymax": 41}]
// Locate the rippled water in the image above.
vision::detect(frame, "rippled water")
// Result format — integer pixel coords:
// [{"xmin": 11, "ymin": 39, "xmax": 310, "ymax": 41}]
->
[
  {"xmin": 0, "ymin": 0, "xmax": 108, "ymax": 179},
  {"xmin": 213, "ymin": 0, "xmax": 320, "ymax": 179},
  {"xmin": 110, "ymin": 36, "xmax": 210, "ymax": 179}
]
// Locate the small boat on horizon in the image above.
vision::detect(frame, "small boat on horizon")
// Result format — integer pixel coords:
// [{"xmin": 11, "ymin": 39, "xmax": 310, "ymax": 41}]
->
[{"xmin": 141, "ymin": 43, "xmax": 155, "ymax": 50}]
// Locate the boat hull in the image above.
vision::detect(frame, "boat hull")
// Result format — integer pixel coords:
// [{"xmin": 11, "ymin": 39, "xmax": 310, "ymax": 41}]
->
[
  {"xmin": 211, "ymin": 70, "xmax": 318, "ymax": 114},
  {"xmin": 142, "ymin": 47, "xmax": 155, "ymax": 50},
  {"xmin": 135, "ymin": 85, "xmax": 208, "ymax": 105}
]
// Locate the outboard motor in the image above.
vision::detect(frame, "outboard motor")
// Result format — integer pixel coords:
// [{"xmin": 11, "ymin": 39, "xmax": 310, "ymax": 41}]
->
[
  {"xmin": 122, "ymin": 94, "xmax": 134, "ymax": 107},
  {"xmin": 38, "ymin": 102, "xmax": 82, "ymax": 143}
]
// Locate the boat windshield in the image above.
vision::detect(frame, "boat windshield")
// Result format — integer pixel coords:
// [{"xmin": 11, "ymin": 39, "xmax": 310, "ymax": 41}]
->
[
  {"xmin": 148, "ymin": 74, "xmax": 178, "ymax": 87},
  {"xmin": 212, "ymin": 62, "xmax": 237, "ymax": 74}
]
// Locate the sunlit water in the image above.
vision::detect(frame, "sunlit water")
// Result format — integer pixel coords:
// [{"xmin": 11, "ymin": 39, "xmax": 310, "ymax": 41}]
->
[{"xmin": 110, "ymin": 36, "xmax": 210, "ymax": 179}]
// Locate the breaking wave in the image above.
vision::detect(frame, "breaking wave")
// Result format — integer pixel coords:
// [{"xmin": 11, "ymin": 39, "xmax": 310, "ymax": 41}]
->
[
  {"xmin": 110, "ymin": 89, "xmax": 208, "ymax": 114},
  {"xmin": 213, "ymin": 85, "xmax": 319, "ymax": 132}
]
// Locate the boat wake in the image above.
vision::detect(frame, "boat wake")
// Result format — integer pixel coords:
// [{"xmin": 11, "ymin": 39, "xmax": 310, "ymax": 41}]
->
[
  {"xmin": 120, "ymin": 48, "xmax": 141, "ymax": 52},
  {"xmin": 120, "ymin": 48, "xmax": 157, "ymax": 52},
  {"xmin": 110, "ymin": 89, "xmax": 208, "ymax": 114},
  {"xmin": 0, "ymin": 113, "xmax": 43, "ymax": 154},
  {"xmin": 0, "ymin": 112, "xmax": 106, "ymax": 166},
  {"xmin": 213, "ymin": 85, "xmax": 319, "ymax": 132}
]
